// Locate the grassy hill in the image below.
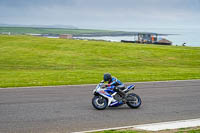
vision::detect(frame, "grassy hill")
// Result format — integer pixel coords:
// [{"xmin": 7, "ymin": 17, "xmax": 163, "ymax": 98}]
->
[
  {"xmin": 0, "ymin": 35, "xmax": 200, "ymax": 87},
  {"xmin": 0, "ymin": 27, "xmax": 132, "ymax": 36}
]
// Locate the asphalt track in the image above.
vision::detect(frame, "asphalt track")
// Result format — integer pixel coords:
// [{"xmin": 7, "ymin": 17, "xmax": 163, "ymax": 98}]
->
[{"xmin": 0, "ymin": 80, "xmax": 200, "ymax": 133}]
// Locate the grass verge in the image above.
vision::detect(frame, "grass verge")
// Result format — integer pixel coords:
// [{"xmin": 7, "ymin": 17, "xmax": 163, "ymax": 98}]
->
[
  {"xmin": 94, "ymin": 127, "xmax": 200, "ymax": 133},
  {"xmin": 0, "ymin": 35, "xmax": 200, "ymax": 87}
]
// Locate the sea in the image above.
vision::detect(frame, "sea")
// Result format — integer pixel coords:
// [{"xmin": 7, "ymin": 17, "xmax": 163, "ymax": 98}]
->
[{"xmin": 75, "ymin": 27, "xmax": 200, "ymax": 47}]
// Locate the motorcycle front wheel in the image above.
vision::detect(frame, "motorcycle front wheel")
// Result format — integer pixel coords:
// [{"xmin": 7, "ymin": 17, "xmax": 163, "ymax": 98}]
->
[
  {"xmin": 92, "ymin": 95, "xmax": 108, "ymax": 110},
  {"xmin": 126, "ymin": 93, "xmax": 142, "ymax": 108}
]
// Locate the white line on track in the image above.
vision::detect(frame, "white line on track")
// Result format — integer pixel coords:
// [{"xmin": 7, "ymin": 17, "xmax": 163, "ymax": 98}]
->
[
  {"xmin": 73, "ymin": 118, "xmax": 200, "ymax": 133},
  {"xmin": 134, "ymin": 118, "xmax": 200, "ymax": 131}
]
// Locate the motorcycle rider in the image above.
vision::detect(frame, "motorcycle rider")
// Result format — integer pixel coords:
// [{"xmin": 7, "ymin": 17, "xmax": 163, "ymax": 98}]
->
[{"xmin": 103, "ymin": 73, "xmax": 126, "ymax": 98}]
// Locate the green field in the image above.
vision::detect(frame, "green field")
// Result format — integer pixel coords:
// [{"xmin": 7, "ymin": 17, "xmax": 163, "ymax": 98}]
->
[
  {"xmin": 0, "ymin": 27, "xmax": 131, "ymax": 36},
  {"xmin": 0, "ymin": 35, "xmax": 200, "ymax": 87}
]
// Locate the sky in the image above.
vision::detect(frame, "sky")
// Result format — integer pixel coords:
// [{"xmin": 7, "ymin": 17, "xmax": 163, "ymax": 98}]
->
[{"xmin": 0, "ymin": 0, "xmax": 200, "ymax": 29}]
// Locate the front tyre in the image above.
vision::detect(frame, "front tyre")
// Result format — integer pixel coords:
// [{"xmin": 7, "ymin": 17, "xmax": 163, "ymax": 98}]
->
[
  {"xmin": 92, "ymin": 95, "xmax": 108, "ymax": 110},
  {"xmin": 126, "ymin": 93, "xmax": 142, "ymax": 108}
]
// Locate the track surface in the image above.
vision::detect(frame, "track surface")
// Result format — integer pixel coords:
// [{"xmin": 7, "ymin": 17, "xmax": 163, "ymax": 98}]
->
[{"xmin": 0, "ymin": 80, "xmax": 200, "ymax": 133}]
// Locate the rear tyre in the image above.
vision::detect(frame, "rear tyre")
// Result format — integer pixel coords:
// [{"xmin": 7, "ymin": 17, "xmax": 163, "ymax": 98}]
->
[
  {"xmin": 126, "ymin": 93, "xmax": 142, "ymax": 108},
  {"xmin": 92, "ymin": 95, "xmax": 108, "ymax": 110}
]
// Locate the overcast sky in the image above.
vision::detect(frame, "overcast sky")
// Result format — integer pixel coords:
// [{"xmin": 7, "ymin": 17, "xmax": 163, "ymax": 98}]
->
[{"xmin": 0, "ymin": 0, "xmax": 200, "ymax": 29}]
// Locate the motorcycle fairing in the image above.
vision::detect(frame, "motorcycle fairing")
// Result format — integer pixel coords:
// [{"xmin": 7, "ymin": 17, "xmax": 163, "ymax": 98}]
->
[{"xmin": 93, "ymin": 82, "xmax": 135, "ymax": 107}]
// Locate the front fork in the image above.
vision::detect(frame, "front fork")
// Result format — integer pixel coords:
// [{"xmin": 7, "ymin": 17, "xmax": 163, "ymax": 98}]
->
[{"xmin": 95, "ymin": 92, "xmax": 116, "ymax": 106}]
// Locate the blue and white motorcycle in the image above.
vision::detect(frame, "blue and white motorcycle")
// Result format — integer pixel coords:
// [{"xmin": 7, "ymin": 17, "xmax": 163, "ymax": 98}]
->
[{"xmin": 92, "ymin": 81, "xmax": 142, "ymax": 110}]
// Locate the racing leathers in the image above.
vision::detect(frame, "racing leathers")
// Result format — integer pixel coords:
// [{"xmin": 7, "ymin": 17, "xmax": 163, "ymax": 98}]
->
[{"xmin": 104, "ymin": 77, "xmax": 126, "ymax": 98}]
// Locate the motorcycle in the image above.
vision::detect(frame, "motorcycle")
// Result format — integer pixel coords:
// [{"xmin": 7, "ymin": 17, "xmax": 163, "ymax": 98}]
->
[{"xmin": 92, "ymin": 81, "xmax": 142, "ymax": 110}]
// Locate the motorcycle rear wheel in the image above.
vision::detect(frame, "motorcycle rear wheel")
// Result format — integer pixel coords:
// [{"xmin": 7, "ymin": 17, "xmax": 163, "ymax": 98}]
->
[
  {"xmin": 92, "ymin": 95, "xmax": 108, "ymax": 110},
  {"xmin": 126, "ymin": 93, "xmax": 142, "ymax": 108}
]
